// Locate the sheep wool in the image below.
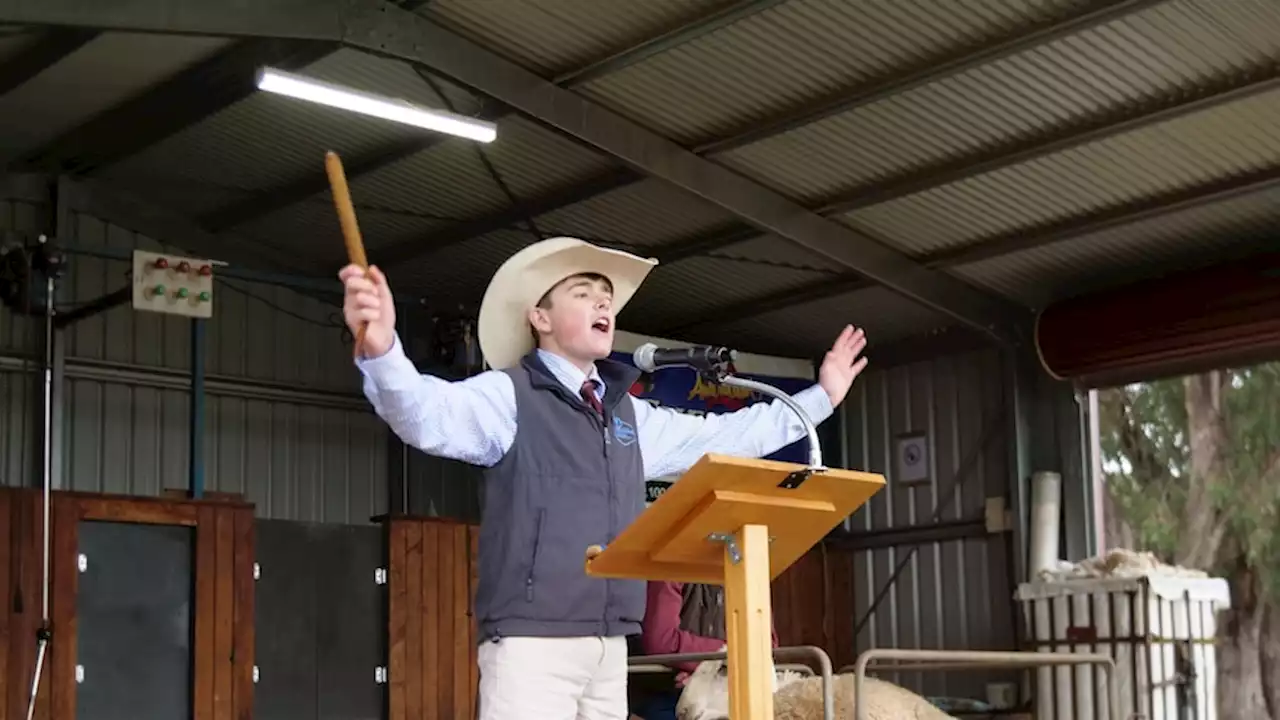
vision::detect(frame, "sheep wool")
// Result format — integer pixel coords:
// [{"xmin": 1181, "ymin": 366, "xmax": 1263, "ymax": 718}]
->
[
  {"xmin": 774, "ymin": 673, "xmax": 958, "ymax": 720},
  {"xmin": 676, "ymin": 660, "xmax": 959, "ymax": 720}
]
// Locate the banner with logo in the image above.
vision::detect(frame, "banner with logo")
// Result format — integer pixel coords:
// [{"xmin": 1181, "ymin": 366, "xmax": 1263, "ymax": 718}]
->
[{"xmin": 608, "ymin": 350, "xmax": 814, "ymax": 506}]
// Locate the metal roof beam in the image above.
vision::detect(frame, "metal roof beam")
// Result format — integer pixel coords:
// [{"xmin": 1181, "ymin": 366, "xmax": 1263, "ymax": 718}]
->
[
  {"xmin": 614, "ymin": 62, "xmax": 1280, "ymax": 273},
  {"xmin": 0, "ymin": 0, "xmax": 340, "ymax": 39},
  {"xmin": 340, "ymin": 2, "xmax": 1031, "ymax": 343},
  {"xmin": 664, "ymin": 164, "xmax": 1280, "ymax": 334},
  {"xmin": 62, "ymin": 176, "xmax": 333, "ymax": 277},
  {"xmin": 694, "ymin": 0, "xmax": 1166, "ymax": 155},
  {"xmin": 6, "ymin": 0, "xmax": 440, "ymax": 176},
  {"xmin": 561, "ymin": 0, "xmax": 788, "ymax": 87},
  {"xmin": 208, "ymin": 0, "xmax": 784, "ymax": 233},
  {"xmin": 376, "ymin": 169, "xmax": 640, "ymax": 264},
  {"xmin": 0, "ymin": 28, "xmax": 97, "ymax": 96},
  {"xmin": 16, "ymin": 38, "xmax": 333, "ymax": 174},
  {"xmin": 385, "ymin": 0, "xmax": 1165, "ymax": 271},
  {"xmin": 0, "ymin": 0, "xmax": 1031, "ymax": 341}
]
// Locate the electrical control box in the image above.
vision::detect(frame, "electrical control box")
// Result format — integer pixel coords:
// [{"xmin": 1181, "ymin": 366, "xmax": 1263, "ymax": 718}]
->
[{"xmin": 132, "ymin": 249, "xmax": 215, "ymax": 318}]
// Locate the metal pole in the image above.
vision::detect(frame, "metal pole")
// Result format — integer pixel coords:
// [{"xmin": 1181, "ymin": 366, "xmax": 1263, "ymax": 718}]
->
[
  {"xmin": 851, "ymin": 648, "xmax": 1118, "ymax": 720},
  {"xmin": 190, "ymin": 318, "xmax": 206, "ymax": 499},
  {"xmin": 720, "ymin": 375, "xmax": 824, "ymax": 469},
  {"xmin": 26, "ymin": 242, "xmax": 59, "ymax": 720}
]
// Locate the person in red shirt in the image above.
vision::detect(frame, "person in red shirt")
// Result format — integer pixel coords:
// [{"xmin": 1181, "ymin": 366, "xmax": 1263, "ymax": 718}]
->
[{"xmin": 629, "ymin": 581, "xmax": 779, "ymax": 719}]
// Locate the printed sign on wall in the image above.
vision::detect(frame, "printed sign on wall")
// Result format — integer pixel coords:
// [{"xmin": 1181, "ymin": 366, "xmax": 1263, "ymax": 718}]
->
[{"xmin": 608, "ymin": 351, "xmax": 814, "ymax": 506}]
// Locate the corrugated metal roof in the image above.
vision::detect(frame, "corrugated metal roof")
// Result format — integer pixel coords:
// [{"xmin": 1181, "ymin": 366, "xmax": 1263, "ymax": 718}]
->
[
  {"xmin": 625, "ymin": 253, "xmax": 831, "ymax": 327},
  {"xmin": 952, "ymin": 180, "xmax": 1280, "ymax": 307},
  {"xmin": 715, "ymin": 0, "xmax": 1280, "ymax": 204},
  {"xmin": 710, "ymin": 233, "xmax": 844, "ymax": 274},
  {"xmin": 235, "ymin": 113, "xmax": 618, "ymax": 258},
  {"xmin": 105, "ymin": 48, "xmax": 469, "ymax": 197},
  {"xmin": 533, "ymin": 177, "xmax": 737, "ymax": 249},
  {"xmin": 0, "ymin": 32, "xmax": 230, "ymax": 160},
  {"xmin": 0, "ymin": 28, "xmax": 40, "ymax": 64},
  {"xmin": 693, "ymin": 285, "xmax": 949, "ymax": 356},
  {"xmin": 6, "ymin": 0, "xmax": 1280, "ymax": 359},
  {"xmin": 847, "ymin": 83, "xmax": 1280, "ymax": 255},
  {"xmin": 424, "ymin": 0, "xmax": 737, "ymax": 77},
  {"xmin": 577, "ymin": 0, "xmax": 1082, "ymax": 145},
  {"xmin": 396, "ymin": 228, "xmax": 532, "ymax": 309}
]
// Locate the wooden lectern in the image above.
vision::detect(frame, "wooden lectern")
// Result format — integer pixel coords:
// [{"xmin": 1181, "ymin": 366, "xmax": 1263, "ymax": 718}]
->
[{"xmin": 585, "ymin": 451, "xmax": 884, "ymax": 719}]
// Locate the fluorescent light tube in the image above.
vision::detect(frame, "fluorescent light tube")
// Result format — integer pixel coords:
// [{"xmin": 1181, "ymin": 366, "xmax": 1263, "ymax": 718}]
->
[{"xmin": 255, "ymin": 67, "xmax": 497, "ymax": 143}]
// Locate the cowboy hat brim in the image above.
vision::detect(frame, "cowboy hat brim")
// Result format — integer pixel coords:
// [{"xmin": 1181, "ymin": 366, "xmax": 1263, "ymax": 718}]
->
[{"xmin": 477, "ymin": 236, "xmax": 658, "ymax": 370}]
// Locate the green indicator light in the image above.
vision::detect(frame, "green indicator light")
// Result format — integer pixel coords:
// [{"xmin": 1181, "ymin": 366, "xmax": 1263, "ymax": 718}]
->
[
  {"xmin": 198, "ymin": 291, "xmax": 211, "ymax": 302},
  {"xmin": 152, "ymin": 285, "xmax": 166, "ymax": 296},
  {"xmin": 176, "ymin": 287, "xmax": 189, "ymax": 299}
]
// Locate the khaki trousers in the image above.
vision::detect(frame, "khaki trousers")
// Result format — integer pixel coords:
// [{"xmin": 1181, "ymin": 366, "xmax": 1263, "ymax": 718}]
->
[{"xmin": 477, "ymin": 636, "xmax": 629, "ymax": 720}]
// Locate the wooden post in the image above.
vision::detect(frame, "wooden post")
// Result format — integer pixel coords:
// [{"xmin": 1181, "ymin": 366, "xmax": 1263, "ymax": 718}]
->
[{"xmin": 724, "ymin": 523, "xmax": 774, "ymax": 719}]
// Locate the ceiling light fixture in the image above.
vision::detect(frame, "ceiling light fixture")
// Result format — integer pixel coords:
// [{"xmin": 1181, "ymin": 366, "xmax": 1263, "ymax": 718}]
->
[{"xmin": 255, "ymin": 67, "xmax": 497, "ymax": 143}]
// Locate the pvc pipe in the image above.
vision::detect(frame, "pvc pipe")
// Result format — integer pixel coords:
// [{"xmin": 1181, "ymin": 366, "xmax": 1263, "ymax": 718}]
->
[{"xmin": 1028, "ymin": 470, "xmax": 1062, "ymax": 577}]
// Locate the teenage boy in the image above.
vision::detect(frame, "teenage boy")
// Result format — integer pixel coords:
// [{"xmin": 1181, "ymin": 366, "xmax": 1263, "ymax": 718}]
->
[{"xmin": 339, "ymin": 236, "xmax": 868, "ymax": 720}]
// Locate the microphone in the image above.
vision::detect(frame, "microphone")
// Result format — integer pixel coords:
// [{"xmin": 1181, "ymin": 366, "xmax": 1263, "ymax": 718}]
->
[{"xmin": 633, "ymin": 343, "xmax": 736, "ymax": 373}]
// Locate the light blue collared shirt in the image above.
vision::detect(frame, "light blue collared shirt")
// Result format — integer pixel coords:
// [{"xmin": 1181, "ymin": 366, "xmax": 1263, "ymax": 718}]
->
[{"xmin": 356, "ymin": 334, "xmax": 833, "ymax": 480}]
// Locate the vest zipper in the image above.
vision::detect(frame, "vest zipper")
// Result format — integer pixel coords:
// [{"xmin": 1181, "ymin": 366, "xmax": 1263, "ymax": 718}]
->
[
  {"xmin": 525, "ymin": 508, "xmax": 545, "ymax": 602},
  {"xmin": 602, "ymin": 409, "xmax": 613, "ymax": 635}
]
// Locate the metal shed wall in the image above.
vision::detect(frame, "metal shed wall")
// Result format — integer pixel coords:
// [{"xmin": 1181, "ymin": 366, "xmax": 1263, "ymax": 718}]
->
[
  {"xmin": 0, "ymin": 195, "xmax": 477, "ymax": 524},
  {"xmin": 842, "ymin": 348, "xmax": 1019, "ymax": 698}
]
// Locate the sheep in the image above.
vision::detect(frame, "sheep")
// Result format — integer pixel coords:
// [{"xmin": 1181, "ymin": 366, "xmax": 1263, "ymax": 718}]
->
[{"xmin": 675, "ymin": 659, "xmax": 958, "ymax": 720}]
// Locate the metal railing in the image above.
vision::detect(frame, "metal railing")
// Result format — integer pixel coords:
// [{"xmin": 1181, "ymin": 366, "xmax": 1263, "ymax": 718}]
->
[
  {"xmin": 845, "ymin": 648, "xmax": 1120, "ymax": 720},
  {"xmin": 628, "ymin": 645, "xmax": 835, "ymax": 720}
]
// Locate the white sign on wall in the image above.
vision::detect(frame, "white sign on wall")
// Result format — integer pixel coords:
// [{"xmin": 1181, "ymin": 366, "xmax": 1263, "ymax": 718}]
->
[{"xmin": 894, "ymin": 432, "xmax": 930, "ymax": 486}]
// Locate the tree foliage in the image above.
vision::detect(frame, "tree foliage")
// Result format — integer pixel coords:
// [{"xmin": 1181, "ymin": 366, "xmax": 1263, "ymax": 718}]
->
[{"xmin": 1097, "ymin": 364, "xmax": 1280, "ymax": 600}]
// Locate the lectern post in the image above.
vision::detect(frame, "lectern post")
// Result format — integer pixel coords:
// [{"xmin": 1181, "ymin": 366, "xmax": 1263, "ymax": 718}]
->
[{"xmin": 722, "ymin": 523, "xmax": 775, "ymax": 717}]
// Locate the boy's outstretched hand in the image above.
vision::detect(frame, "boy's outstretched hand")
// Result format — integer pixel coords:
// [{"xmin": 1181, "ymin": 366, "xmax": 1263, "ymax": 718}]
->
[
  {"xmin": 818, "ymin": 325, "xmax": 868, "ymax": 407},
  {"xmin": 340, "ymin": 264, "xmax": 396, "ymax": 359}
]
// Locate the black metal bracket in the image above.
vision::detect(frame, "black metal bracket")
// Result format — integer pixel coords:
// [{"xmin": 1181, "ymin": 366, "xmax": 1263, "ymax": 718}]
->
[
  {"xmin": 779, "ymin": 466, "xmax": 821, "ymax": 489},
  {"xmin": 54, "ymin": 286, "xmax": 132, "ymax": 329}
]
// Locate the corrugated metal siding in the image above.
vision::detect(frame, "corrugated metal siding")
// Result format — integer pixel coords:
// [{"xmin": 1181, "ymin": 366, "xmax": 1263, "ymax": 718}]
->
[
  {"xmin": 61, "ymin": 377, "xmax": 388, "ymax": 524},
  {"xmin": 0, "ymin": 200, "xmax": 475, "ymax": 524},
  {"xmin": 0, "ymin": 369, "xmax": 36, "ymax": 485},
  {"xmin": 406, "ymin": 451, "xmax": 482, "ymax": 524},
  {"xmin": 61, "ymin": 210, "xmax": 357, "ymax": 392},
  {"xmin": 842, "ymin": 348, "xmax": 1016, "ymax": 697},
  {"xmin": 0, "ymin": 196, "xmax": 46, "ymax": 354}
]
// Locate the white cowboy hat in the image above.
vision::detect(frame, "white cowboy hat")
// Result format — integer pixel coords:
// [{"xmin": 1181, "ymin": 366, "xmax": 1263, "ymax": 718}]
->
[{"xmin": 477, "ymin": 236, "xmax": 658, "ymax": 369}]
